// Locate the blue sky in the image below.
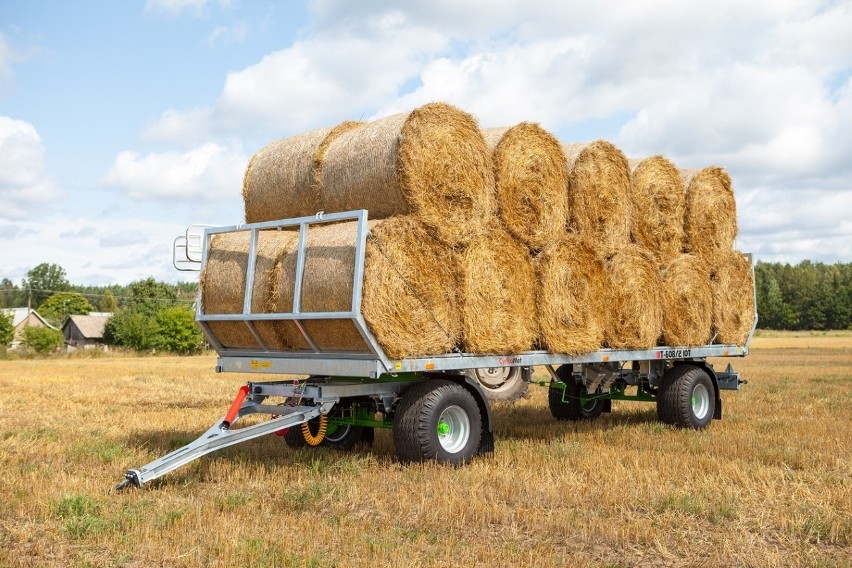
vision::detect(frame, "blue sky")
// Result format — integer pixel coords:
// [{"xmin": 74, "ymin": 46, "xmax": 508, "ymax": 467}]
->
[{"xmin": 1, "ymin": 0, "xmax": 851, "ymax": 286}]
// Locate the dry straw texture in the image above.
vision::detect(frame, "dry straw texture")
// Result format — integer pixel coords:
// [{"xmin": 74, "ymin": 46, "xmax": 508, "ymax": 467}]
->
[
  {"xmin": 660, "ymin": 253, "xmax": 713, "ymax": 346},
  {"xmin": 682, "ymin": 167, "xmax": 738, "ymax": 265},
  {"xmin": 564, "ymin": 141, "xmax": 632, "ymax": 254},
  {"xmin": 604, "ymin": 244, "xmax": 664, "ymax": 349},
  {"xmin": 200, "ymin": 231, "xmax": 297, "ymax": 349},
  {"xmin": 459, "ymin": 226, "xmax": 537, "ymax": 354},
  {"xmin": 321, "ymin": 102, "xmax": 495, "ymax": 246},
  {"xmin": 483, "ymin": 123, "xmax": 569, "ymax": 250},
  {"xmin": 536, "ymin": 234, "xmax": 608, "ymax": 354},
  {"xmin": 629, "ymin": 156, "xmax": 686, "ymax": 267},
  {"xmin": 267, "ymin": 217, "xmax": 461, "ymax": 359},
  {"xmin": 242, "ymin": 122, "xmax": 361, "ymax": 223},
  {"xmin": 711, "ymin": 250, "xmax": 756, "ymax": 345}
]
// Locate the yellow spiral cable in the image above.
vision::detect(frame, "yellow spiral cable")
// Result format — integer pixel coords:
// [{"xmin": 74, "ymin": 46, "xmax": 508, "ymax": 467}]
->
[{"xmin": 301, "ymin": 414, "xmax": 328, "ymax": 446}]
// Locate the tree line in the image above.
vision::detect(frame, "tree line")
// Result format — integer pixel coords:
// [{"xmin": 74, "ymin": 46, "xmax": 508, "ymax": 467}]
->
[
  {"xmin": 2, "ymin": 259, "xmax": 850, "ymax": 354},
  {"xmin": 1, "ymin": 263, "xmax": 203, "ymax": 354}
]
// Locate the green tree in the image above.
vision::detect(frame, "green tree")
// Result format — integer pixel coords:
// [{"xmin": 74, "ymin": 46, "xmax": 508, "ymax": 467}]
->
[
  {"xmin": 23, "ymin": 263, "xmax": 71, "ymax": 308},
  {"xmin": 0, "ymin": 312, "xmax": 13, "ymax": 347},
  {"xmin": 127, "ymin": 278, "xmax": 177, "ymax": 316},
  {"xmin": 98, "ymin": 290, "xmax": 118, "ymax": 312},
  {"xmin": 22, "ymin": 326, "xmax": 64, "ymax": 354},
  {"xmin": 1, "ymin": 278, "xmax": 24, "ymax": 308},
  {"xmin": 153, "ymin": 306, "xmax": 205, "ymax": 354},
  {"xmin": 38, "ymin": 292, "xmax": 95, "ymax": 327},
  {"xmin": 103, "ymin": 311, "xmax": 159, "ymax": 351}
]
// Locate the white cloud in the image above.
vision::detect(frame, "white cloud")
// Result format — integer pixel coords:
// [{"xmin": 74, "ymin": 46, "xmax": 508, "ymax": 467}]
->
[
  {"xmin": 103, "ymin": 142, "xmax": 246, "ymax": 201},
  {"xmin": 0, "ymin": 216, "xmax": 194, "ymax": 285},
  {"xmin": 127, "ymin": 1, "xmax": 852, "ymax": 264},
  {"xmin": 144, "ymin": 11, "xmax": 447, "ymax": 143},
  {"xmin": 0, "ymin": 116, "xmax": 63, "ymax": 219},
  {"xmin": 144, "ymin": 0, "xmax": 232, "ymax": 18}
]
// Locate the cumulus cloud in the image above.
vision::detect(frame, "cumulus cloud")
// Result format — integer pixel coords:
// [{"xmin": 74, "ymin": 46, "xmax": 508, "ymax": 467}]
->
[
  {"xmin": 0, "ymin": 116, "xmax": 63, "ymax": 219},
  {"xmin": 128, "ymin": 1, "xmax": 852, "ymax": 263},
  {"xmin": 103, "ymin": 142, "xmax": 246, "ymax": 201},
  {"xmin": 1, "ymin": 216, "xmax": 190, "ymax": 285}
]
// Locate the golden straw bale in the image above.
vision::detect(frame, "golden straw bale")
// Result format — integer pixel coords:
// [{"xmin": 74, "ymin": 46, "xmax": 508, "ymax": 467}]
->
[
  {"xmin": 242, "ymin": 121, "xmax": 362, "ymax": 223},
  {"xmin": 711, "ymin": 250, "xmax": 755, "ymax": 345},
  {"xmin": 604, "ymin": 244, "xmax": 664, "ymax": 349},
  {"xmin": 321, "ymin": 102, "xmax": 495, "ymax": 246},
  {"xmin": 629, "ymin": 156, "xmax": 686, "ymax": 267},
  {"xmin": 268, "ymin": 217, "xmax": 461, "ymax": 359},
  {"xmin": 563, "ymin": 141, "xmax": 632, "ymax": 254},
  {"xmin": 483, "ymin": 123, "xmax": 569, "ymax": 250},
  {"xmin": 660, "ymin": 254, "xmax": 713, "ymax": 346},
  {"xmin": 682, "ymin": 167, "xmax": 738, "ymax": 265},
  {"xmin": 536, "ymin": 234, "xmax": 608, "ymax": 355},
  {"xmin": 200, "ymin": 231, "xmax": 297, "ymax": 349},
  {"xmin": 459, "ymin": 226, "xmax": 537, "ymax": 354}
]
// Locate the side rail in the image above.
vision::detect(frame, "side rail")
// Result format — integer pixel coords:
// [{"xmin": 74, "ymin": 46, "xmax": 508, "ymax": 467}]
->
[{"xmin": 195, "ymin": 210, "xmax": 393, "ymax": 372}]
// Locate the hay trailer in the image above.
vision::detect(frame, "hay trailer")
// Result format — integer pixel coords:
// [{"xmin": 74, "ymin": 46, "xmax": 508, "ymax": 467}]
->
[{"xmin": 114, "ymin": 210, "xmax": 754, "ymax": 490}]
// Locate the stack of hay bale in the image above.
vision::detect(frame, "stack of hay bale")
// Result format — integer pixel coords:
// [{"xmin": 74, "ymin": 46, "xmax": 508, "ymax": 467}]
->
[{"xmin": 200, "ymin": 101, "xmax": 755, "ymax": 359}]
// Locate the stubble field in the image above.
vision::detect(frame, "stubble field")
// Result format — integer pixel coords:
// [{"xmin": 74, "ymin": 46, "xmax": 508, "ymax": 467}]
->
[{"xmin": 0, "ymin": 335, "xmax": 850, "ymax": 567}]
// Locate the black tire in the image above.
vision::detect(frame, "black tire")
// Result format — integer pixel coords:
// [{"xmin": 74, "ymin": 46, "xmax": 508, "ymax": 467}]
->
[
  {"xmin": 467, "ymin": 367, "xmax": 530, "ymax": 402},
  {"xmin": 657, "ymin": 365, "xmax": 715, "ymax": 429},
  {"xmin": 548, "ymin": 364, "xmax": 604, "ymax": 421},
  {"xmin": 322, "ymin": 423, "xmax": 364, "ymax": 451},
  {"xmin": 393, "ymin": 379, "xmax": 482, "ymax": 465}
]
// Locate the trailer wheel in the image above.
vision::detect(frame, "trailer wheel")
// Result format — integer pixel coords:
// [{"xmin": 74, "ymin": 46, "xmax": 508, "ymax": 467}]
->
[
  {"xmin": 466, "ymin": 367, "xmax": 530, "ymax": 402},
  {"xmin": 657, "ymin": 365, "xmax": 715, "ymax": 429},
  {"xmin": 393, "ymin": 379, "xmax": 482, "ymax": 465},
  {"xmin": 548, "ymin": 364, "xmax": 604, "ymax": 421}
]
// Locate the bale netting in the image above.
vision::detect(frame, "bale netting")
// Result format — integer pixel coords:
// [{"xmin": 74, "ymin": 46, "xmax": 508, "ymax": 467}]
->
[
  {"xmin": 458, "ymin": 226, "xmax": 537, "ymax": 354},
  {"xmin": 200, "ymin": 231, "xmax": 297, "ymax": 349},
  {"xmin": 320, "ymin": 102, "xmax": 495, "ymax": 246},
  {"xmin": 604, "ymin": 244, "xmax": 664, "ymax": 349},
  {"xmin": 660, "ymin": 254, "xmax": 713, "ymax": 347},
  {"xmin": 711, "ymin": 250, "xmax": 755, "ymax": 345},
  {"xmin": 629, "ymin": 155, "xmax": 686, "ymax": 268},
  {"xmin": 267, "ymin": 216, "xmax": 462, "ymax": 359},
  {"xmin": 536, "ymin": 234, "xmax": 608, "ymax": 355},
  {"xmin": 482, "ymin": 123, "xmax": 569, "ymax": 250},
  {"xmin": 682, "ymin": 166, "xmax": 738, "ymax": 265},
  {"xmin": 242, "ymin": 120, "xmax": 362, "ymax": 223},
  {"xmin": 564, "ymin": 140, "xmax": 632, "ymax": 254}
]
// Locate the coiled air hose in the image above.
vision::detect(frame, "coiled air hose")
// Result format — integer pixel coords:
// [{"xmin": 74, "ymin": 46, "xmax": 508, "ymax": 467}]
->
[{"xmin": 301, "ymin": 414, "xmax": 328, "ymax": 446}]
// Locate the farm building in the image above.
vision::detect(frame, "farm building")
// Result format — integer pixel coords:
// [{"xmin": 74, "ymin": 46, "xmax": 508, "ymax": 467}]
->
[
  {"xmin": 62, "ymin": 313, "xmax": 112, "ymax": 348},
  {"xmin": 1, "ymin": 307, "xmax": 57, "ymax": 346}
]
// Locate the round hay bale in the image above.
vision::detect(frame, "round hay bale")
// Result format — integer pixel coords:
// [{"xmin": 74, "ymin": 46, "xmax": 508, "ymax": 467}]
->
[
  {"xmin": 321, "ymin": 102, "xmax": 495, "ymax": 246},
  {"xmin": 268, "ymin": 217, "xmax": 461, "ymax": 359},
  {"xmin": 483, "ymin": 123, "xmax": 569, "ymax": 250},
  {"xmin": 458, "ymin": 226, "xmax": 537, "ymax": 354},
  {"xmin": 536, "ymin": 234, "xmax": 608, "ymax": 355},
  {"xmin": 660, "ymin": 254, "xmax": 712, "ymax": 346},
  {"xmin": 200, "ymin": 231, "xmax": 297, "ymax": 349},
  {"xmin": 564, "ymin": 141, "xmax": 632, "ymax": 254},
  {"xmin": 604, "ymin": 244, "xmax": 664, "ymax": 349},
  {"xmin": 242, "ymin": 121, "xmax": 362, "ymax": 223},
  {"xmin": 629, "ymin": 155, "xmax": 686, "ymax": 267},
  {"xmin": 711, "ymin": 250, "xmax": 755, "ymax": 345},
  {"xmin": 682, "ymin": 167, "xmax": 738, "ymax": 265}
]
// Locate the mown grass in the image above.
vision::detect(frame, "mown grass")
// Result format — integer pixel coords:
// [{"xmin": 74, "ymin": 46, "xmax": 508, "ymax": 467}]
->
[{"xmin": 0, "ymin": 339, "xmax": 849, "ymax": 567}]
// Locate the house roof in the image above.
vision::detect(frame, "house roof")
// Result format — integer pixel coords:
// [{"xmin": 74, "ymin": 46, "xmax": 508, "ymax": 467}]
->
[
  {"xmin": 63, "ymin": 314, "xmax": 111, "ymax": 339},
  {"xmin": 1, "ymin": 307, "xmax": 57, "ymax": 330}
]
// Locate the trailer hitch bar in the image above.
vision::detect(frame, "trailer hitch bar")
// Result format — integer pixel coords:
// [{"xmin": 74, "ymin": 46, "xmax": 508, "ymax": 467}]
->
[{"xmin": 113, "ymin": 386, "xmax": 335, "ymax": 491}]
